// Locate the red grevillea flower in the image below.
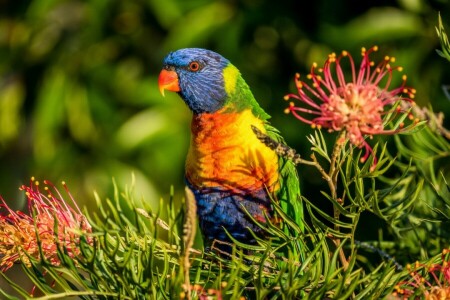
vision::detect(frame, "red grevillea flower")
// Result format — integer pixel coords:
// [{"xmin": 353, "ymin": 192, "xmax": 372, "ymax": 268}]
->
[
  {"xmin": 0, "ymin": 178, "xmax": 91, "ymax": 271},
  {"xmin": 285, "ymin": 46, "xmax": 417, "ymax": 165},
  {"xmin": 393, "ymin": 249, "xmax": 450, "ymax": 299}
]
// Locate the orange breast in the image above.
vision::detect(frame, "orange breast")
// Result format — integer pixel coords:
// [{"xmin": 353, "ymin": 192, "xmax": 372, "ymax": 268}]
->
[{"xmin": 186, "ymin": 108, "xmax": 279, "ymax": 194}]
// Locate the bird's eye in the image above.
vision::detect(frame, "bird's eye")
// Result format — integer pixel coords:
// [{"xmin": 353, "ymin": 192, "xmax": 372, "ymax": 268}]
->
[{"xmin": 189, "ymin": 61, "xmax": 201, "ymax": 72}]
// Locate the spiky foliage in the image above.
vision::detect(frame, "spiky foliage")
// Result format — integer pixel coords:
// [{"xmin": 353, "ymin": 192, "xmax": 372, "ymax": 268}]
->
[
  {"xmin": 0, "ymin": 111, "xmax": 448, "ymax": 299},
  {"xmin": 436, "ymin": 13, "xmax": 450, "ymax": 63},
  {"xmin": 435, "ymin": 13, "xmax": 450, "ymax": 101},
  {"xmin": 0, "ymin": 178, "xmax": 395, "ymax": 299}
]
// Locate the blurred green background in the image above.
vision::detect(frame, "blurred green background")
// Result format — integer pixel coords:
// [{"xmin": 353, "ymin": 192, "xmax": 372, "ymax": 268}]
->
[{"xmin": 0, "ymin": 0, "xmax": 449, "ymax": 212}]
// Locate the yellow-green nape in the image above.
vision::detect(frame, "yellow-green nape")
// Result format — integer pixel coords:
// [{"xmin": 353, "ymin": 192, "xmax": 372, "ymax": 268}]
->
[{"xmin": 223, "ymin": 64, "xmax": 240, "ymax": 95}]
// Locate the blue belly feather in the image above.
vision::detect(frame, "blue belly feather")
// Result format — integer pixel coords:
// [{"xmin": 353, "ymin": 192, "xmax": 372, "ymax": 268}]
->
[{"xmin": 187, "ymin": 181, "xmax": 273, "ymax": 246}]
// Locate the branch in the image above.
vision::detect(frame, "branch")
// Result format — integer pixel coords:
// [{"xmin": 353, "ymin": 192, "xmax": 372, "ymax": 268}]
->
[
  {"xmin": 251, "ymin": 125, "xmax": 316, "ymax": 166},
  {"xmin": 182, "ymin": 186, "xmax": 197, "ymax": 300},
  {"xmin": 251, "ymin": 125, "xmax": 349, "ymax": 269}
]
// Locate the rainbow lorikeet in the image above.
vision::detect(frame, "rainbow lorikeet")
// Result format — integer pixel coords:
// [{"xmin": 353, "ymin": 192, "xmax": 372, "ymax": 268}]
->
[{"xmin": 158, "ymin": 48, "xmax": 302, "ymax": 248}]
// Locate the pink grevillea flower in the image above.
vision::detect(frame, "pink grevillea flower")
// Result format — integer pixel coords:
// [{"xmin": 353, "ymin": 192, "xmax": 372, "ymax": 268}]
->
[
  {"xmin": 0, "ymin": 178, "xmax": 91, "ymax": 271},
  {"xmin": 285, "ymin": 46, "xmax": 417, "ymax": 165},
  {"xmin": 393, "ymin": 249, "xmax": 450, "ymax": 300}
]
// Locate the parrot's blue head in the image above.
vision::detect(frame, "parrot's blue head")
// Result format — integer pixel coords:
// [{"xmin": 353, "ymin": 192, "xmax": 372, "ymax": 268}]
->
[{"xmin": 159, "ymin": 48, "xmax": 231, "ymax": 114}]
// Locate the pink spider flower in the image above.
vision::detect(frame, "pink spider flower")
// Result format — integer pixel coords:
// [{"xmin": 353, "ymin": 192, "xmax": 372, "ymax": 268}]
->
[
  {"xmin": 285, "ymin": 46, "xmax": 417, "ymax": 165},
  {"xmin": 0, "ymin": 178, "xmax": 91, "ymax": 271},
  {"xmin": 393, "ymin": 249, "xmax": 450, "ymax": 299}
]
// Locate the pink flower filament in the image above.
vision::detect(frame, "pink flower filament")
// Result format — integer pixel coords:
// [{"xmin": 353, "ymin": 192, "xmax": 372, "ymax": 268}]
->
[
  {"xmin": 0, "ymin": 178, "xmax": 91, "ymax": 271},
  {"xmin": 285, "ymin": 46, "xmax": 417, "ymax": 166}
]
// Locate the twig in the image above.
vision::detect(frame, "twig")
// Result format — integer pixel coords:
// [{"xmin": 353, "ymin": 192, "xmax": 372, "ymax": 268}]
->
[
  {"xmin": 182, "ymin": 186, "xmax": 197, "ymax": 300},
  {"xmin": 251, "ymin": 125, "xmax": 316, "ymax": 166},
  {"xmin": 414, "ymin": 105, "xmax": 450, "ymax": 139},
  {"xmin": 327, "ymin": 132, "xmax": 349, "ymax": 270}
]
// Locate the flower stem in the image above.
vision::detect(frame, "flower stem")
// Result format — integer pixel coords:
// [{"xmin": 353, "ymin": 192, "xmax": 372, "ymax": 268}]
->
[{"xmin": 328, "ymin": 132, "xmax": 349, "ymax": 269}]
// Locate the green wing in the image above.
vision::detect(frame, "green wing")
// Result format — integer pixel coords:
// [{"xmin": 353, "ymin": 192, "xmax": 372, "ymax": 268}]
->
[
  {"xmin": 234, "ymin": 72, "xmax": 303, "ymax": 232},
  {"xmin": 264, "ymin": 123, "xmax": 304, "ymax": 234}
]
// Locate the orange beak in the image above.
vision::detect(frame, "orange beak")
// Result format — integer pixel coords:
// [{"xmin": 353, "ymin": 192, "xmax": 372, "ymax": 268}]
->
[{"xmin": 158, "ymin": 69, "xmax": 180, "ymax": 96}]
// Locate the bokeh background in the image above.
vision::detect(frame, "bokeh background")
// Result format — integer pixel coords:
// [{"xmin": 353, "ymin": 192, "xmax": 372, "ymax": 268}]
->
[{"xmin": 0, "ymin": 0, "xmax": 449, "ymax": 228}]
